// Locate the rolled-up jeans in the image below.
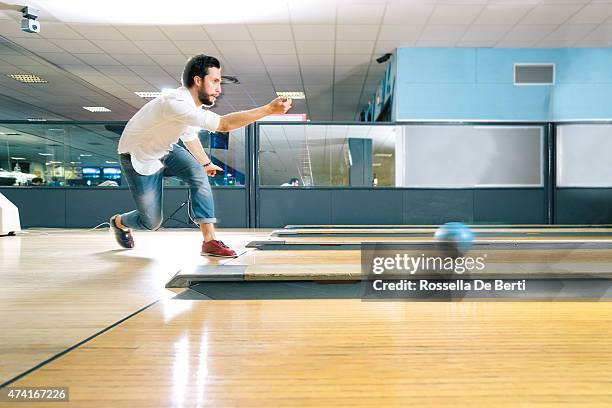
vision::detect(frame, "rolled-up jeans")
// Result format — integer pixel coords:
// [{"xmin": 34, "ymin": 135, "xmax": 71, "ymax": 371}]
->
[{"xmin": 119, "ymin": 143, "xmax": 216, "ymax": 230}]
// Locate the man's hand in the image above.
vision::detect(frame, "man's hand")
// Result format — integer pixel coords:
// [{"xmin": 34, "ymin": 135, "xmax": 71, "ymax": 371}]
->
[
  {"xmin": 267, "ymin": 97, "xmax": 293, "ymax": 115},
  {"xmin": 206, "ymin": 163, "xmax": 223, "ymax": 176}
]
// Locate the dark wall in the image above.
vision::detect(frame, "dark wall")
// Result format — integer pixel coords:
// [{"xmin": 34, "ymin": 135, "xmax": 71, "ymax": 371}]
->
[
  {"xmin": 258, "ymin": 188, "xmax": 545, "ymax": 227},
  {"xmin": 0, "ymin": 187, "xmax": 247, "ymax": 228},
  {"xmin": 8, "ymin": 185, "xmax": 610, "ymax": 228},
  {"xmin": 556, "ymin": 189, "xmax": 612, "ymax": 224}
]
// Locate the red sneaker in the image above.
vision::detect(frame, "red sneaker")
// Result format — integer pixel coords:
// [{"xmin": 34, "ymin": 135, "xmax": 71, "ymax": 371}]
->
[{"xmin": 201, "ymin": 240, "xmax": 237, "ymax": 258}]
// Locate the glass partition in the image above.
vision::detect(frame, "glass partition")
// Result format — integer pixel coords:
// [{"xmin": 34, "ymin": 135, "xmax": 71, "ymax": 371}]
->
[
  {"xmin": 399, "ymin": 125, "xmax": 543, "ymax": 188},
  {"xmin": 259, "ymin": 124, "xmax": 399, "ymax": 187},
  {"xmin": 557, "ymin": 124, "xmax": 612, "ymax": 187},
  {"xmin": 257, "ymin": 123, "xmax": 544, "ymax": 188},
  {"xmin": 0, "ymin": 122, "xmax": 246, "ymax": 187}
]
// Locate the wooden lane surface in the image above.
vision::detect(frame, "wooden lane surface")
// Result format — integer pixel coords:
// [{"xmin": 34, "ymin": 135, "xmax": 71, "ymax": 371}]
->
[
  {"xmin": 283, "ymin": 224, "xmax": 612, "ymax": 230},
  {"xmin": 0, "ymin": 228, "xmax": 268, "ymax": 385},
  {"xmin": 273, "ymin": 236, "xmax": 612, "ymax": 243},
  {"xmin": 273, "ymin": 227, "xmax": 612, "ymax": 236},
  {"xmin": 10, "ymin": 299, "xmax": 612, "ymax": 407},
  {"xmin": 222, "ymin": 247, "xmax": 612, "ymax": 280}
]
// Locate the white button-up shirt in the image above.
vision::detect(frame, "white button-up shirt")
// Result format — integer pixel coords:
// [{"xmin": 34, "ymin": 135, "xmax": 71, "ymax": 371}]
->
[{"xmin": 118, "ymin": 86, "xmax": 221, "ymax": 175}]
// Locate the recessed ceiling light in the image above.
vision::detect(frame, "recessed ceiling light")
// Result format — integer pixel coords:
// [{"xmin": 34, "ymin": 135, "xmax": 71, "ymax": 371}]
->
[
  {"xmin": 276, "ymin": 91, "xmax": 305, "ymax": 99},
  {"xmin": 79, "ymin": 154, "xmax": 93, "ymax": 157},
  {"xmin": 37, "ymin": 153, "xmax": 53, "ymax": 156},
  {"xmin": 7, "ymin": 74, "xmax": 48, "ymax": 84},
  {"xmin": 70, "ymin": 161, "xmax": 82, "ymax": 164},
  {"xmin": 373, "ymin": 163, "xmax": 382, "ymax": 167},
  {"xmin": 11, "ymin": 157, "xmax": 26, "ymax": 160},
  {"xmin": 375, "ymin": 153, "xmax": 393, "ymax": 158},
  {"xmin": 105, "ymin": 160, "xmax": 118, "ymax": 164},
  {"xmin": 83, "ymin": 106, "xmax": 111, "ymax": 112},
  {"xmin": 134, "ymin": 91, "xmax": 162, "ymax": 98},
  {"xmin": 27, "ymin": 118, "xmax": 47, "ymax": 121},
  {"xmin": 47, "ymin": 161, "xmax": 62, "ymax": 164}
]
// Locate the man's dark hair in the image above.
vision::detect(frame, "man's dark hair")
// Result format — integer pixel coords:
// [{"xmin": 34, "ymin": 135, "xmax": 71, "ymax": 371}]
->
[{"xmin": 182, "ymin": 54, "xmax": 221, "ymax": 88}]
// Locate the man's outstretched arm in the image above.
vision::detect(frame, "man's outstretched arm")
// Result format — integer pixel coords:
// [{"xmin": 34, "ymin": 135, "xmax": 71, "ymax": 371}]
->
[{"xmin": 217, "ymin": 97, "xmax": 292, "ymax": 132}]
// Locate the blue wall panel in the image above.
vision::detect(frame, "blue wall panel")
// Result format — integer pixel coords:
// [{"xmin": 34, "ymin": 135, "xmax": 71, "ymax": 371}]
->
[{"xmin": 394, "ymin": 48, "xmax": 612, "ymax": 121}]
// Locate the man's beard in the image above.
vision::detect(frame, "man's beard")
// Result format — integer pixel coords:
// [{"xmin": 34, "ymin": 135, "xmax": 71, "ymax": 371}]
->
[{"xmin": 198, "ymin": 87, "xmax": 215, "ymax": 108}]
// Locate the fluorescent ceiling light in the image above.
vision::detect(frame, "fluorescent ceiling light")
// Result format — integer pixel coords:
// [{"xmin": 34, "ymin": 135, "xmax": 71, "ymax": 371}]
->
[
  {"xmin": 79, "ymin": 154, "xmax": 93, "ymax": 157},
  {"xmin": 11, "ymin": 157, "xmax": 26, "ymax": 160},
  {"xmin": 27, "ymin": 118, "xmax": 47, "ymax": 121},
  {"xmin": 70, "ymin": 161, "xmax": 81, "ymax": 164},
  {"xmin": 276, "ymin": 91, "xmax": 305, "ymax": 99},
  {"xmin": 37, "ymin": 153, "xmax": 53, "ymax": 156},
  {"xmin": 47, "ymin": 161, "xmax": 62, "ymax": 164},
  {"xmin": 373, "ymin": 163, "xmax": 382, "ymax": 167},
  {"xmin": 221, "ymin": 76, "xmax": 239, "ymax": 84},
  {"xmin": 7, "ymin": 74, "xmax": 48, "ymax": 84},
  {"xmin": 134, "ymin": 91, "xmax": 162, "ymax": 98},
  {"xmin": 375, "ymin": 153, "xmax": 393, "ymax": 158},
  {"xmin": 105, "ymin": 161, "xmax": 118, "ymax": 164},
  {"xmin": 83, "ymin": 106, "xmax": 111, "ymax": 112}
]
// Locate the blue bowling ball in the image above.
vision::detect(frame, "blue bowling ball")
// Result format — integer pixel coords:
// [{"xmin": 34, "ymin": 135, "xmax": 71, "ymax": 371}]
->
[{"xmin": 433, "ymin": 222, "xmax": 474, "ymax": 257}]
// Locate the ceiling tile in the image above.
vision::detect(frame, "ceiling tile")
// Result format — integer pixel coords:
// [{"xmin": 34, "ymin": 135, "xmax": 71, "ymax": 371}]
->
[
  {"xmin": 174, "ymin": 41, "xmax": 219, "ymax": 55},
  {"xmin": 296, "ymin": 41, "xmax": 334, "ymax": 55},
  {"xmin": 461, "ymin": 25, "xmax": 512, "ymax": 42},
  {"xmin": 159, "ymin": 25, "xmax": 210, "ymax": 41},
  {"xmin": 204, "ymin": 25, "xmax": 252, "ymax": 41},
  {"xmin": 117, "ymin": 26, "xmax": 167, "ymax": 41},
  {"xmin": 262, "ymin": 54, "xmax": 298, "ymax": 65},
  {"xmin": 337, "ymin": 4, "xmax": 385, "ymax": 25},
  {"xmin": 51, "ymin": 39, "xmax": 104, "ymax": 54},
  {"xmin": 374, "ymin": 40, "xmax": 414, "ymax": 53},
  {"xmin": 378, "ymin": 25, "xmax": 422, "ymax": 41},
  {"xmin": 112, "ymin": 53, "xmax": 156, "ymax": 65},
  {"xmin": 292, "ymin": 25, "xmax": 335, "ymax": 41},
  {"xmin": 420, "ymin": 25, "xmax": 468, "ymax": 42},
  {"xmin": 9, "ymin": 38, "xmax": 65, "ymax": 53},
  {"xmin": 336, "ymin": 41, "xmax": 375, "ymax": 55},
  {"xmin": 520, "ymin": 5, "xmax": 584, "ymax": 25},
  {"xmin": 383, "ymin": 3, "xmax": 435, "ymax": 26},
  {"xmin": 334, "ymin": 54, "xmax": 372, "ymax": 65},
  {"xmin": 133, "ymin": 41, "xmax": 181, "ymax": 54},
  {"xmin": 289, "ymin": 2, "xmax": 336, "ymax": 24},
  {"xmin": 93, "ymin": 40, "xmax": 142, "ymax": 54},
  {"xmin": 474, "ymin": 5, "xmax": 533, "ymax": 25},
  {"xmin": 70, "ymin": 25, "xmax": 126, "ymax": 40},
  {"xmin": 337, "ymin": 25, "xmax": 379, "ymax": 41},
  {"xmin": 73, "ymin": 53, "xmax": 122, "ymax": 65},
  {"xmin": 567, "ymin": 4, "xmax": 612, "ymax": 24},
  {"xmin": 295, "ymin": 54, "xmax": 335, "ymax": 65},
  {"xmin": 39, "ymin": 23, "xmax": 83, "ymax": 40},
  {"xmin": 429, "ymin": 5, "xmax": 484, "ymax": 25},
  {"xmin": 255, "ymin": 41, "xmax": 296, "ymax": 54},
  {"xmin": 149, "ymin": 55, "xmax": 188, "ymax": 65},
  {"xmin": 248, "ymin": 25, "xmax": 292, "ymax": 40},
  {"xmin": 504, "ymin": 25, "xmax": 558, "ymax": 42}
]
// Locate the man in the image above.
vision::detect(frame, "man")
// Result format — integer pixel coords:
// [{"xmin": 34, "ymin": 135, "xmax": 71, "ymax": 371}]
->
[{"xmin": 110, "ymin": 54, "xmax": 292, "ymax": 257}]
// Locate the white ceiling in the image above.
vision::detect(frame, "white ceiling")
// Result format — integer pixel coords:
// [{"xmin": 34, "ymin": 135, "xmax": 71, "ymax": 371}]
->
[{"xmin": 0, "ymin": 0, "xmax": 612, "ymax": 122}]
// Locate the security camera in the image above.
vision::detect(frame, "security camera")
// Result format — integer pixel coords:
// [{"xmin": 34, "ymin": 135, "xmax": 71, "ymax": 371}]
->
[
  {"xmin": 21, "ymin": 18, "xmax": 40, "ymax": 33},
  {"xmin": 376, "ymin": 53, "xmax": 392, "ymax": 64},
  {"xmin": 20, "ymin": 6, "xmax": 40, "ymax": 34}
]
